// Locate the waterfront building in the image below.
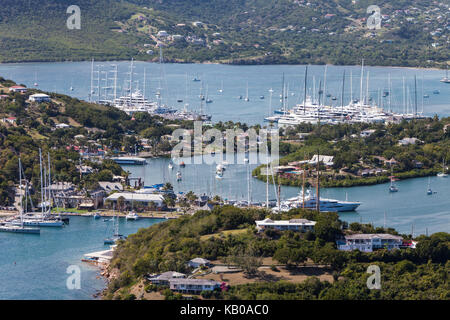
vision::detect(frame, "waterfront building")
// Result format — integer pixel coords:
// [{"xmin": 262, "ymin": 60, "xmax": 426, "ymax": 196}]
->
[
  {"xmin": 337, "ymin": 233, "xmax": 403, "ymax": 252},
  {"xmin": 104, "ymin": 192, "xmax": 165, "ymax": 208},
  {"xmin": 255, "ymin": 218, "xmax": 316, "ymax": 232}
]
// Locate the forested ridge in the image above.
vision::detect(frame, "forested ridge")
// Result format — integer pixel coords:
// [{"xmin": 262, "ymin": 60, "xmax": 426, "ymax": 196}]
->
[{"xmin": 0, "ymin": 0, "xmax": 448, "ymax": 67}]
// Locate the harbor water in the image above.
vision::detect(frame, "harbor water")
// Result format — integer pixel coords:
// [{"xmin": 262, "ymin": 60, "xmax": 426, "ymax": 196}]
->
[
  {"xmin": 124, "ymin": 155, "xmax": 450, "ymax": 237},
  {"xmin": 0, "ymin": 62, "xmax": 448, "ymax": 299},
  {"xmin": 0, "ymin": 216, "xmax": 163, "ymax": 299},
  {"xmin": 0, "ymin": 62, "xmax": 449, "ymax": 124}
]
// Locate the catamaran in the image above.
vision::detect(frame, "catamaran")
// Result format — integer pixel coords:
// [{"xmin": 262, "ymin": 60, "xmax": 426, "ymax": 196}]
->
[{"xmin": 125, "ymin": 211, "xmax": 139, "ymax": 220}]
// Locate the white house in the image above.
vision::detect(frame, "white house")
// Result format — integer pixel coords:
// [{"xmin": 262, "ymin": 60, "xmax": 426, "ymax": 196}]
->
[
  {"xmin": 169, "ymin": 278, "xmax": 221, "ymax": 294},
  {"xmin": 255, "ymin": 218, "xmax": 316, "ymax": 232},
  {"xmin": 55, "ymin": 123, "xmax": 70, "ymax": 129},
  {"xmin": 8, "ymin": 85, "xmax": 27, "ymax": 93},
  {"xmin": 398, "ymin": 137, "xmax": 422, "ymax": 146},
  {"xmin": 105, "ymin": 192, "xmax": 165, "ymax": 208},
  {"xmin": 337, "ymin": 234, "xmax": 403, "ymax": 252},
  {"xmin": 29, "ymin": 93, "xmax": 51, "ymax": 103},
  {"xmin": 1, "ymin": 117, "xmax": 17, "ymax": 124},
  {"xmin": 360, "ymin": 129, "xmax": 376, "ymax": 138},
  {"xmin": 157, "ymin": 30, "xmax": 169, "ymax": 37},
  {"xmin": 146, "ymin": 271, "xmax": 186, "ymax": 285},
  {"xmin": 188, "ymin": 257, "xmax": 211, "ymax": 268}
]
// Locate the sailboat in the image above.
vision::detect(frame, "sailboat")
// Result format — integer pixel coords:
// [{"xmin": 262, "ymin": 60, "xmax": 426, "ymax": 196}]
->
[
  {"xmin": 389, "ymin": 165, "xmax": 398, "ymax": 192},
  {"xmin": 437, "ymin": 158, "xmax": 448, "ymax": 177},
  {"xmin": 168, "ymin": 161, "xmax": 174, "ymax": 170},
  {"xmin": 427, "ymin": 177, "xmax": 433, "ymax": 195},
  {"xmin": 440, "ymin": 69, "xmax": 450, "ymax": 84},
  {"xmin": 104, "ymin": 210, "xmax": 126, "ymax": 245},
  {"xmin": 0, "ymin": 159, "xmax": 40, "ymax": 234},
  {"xmin": 244, "ymin": 82, "xmax": 249, "ymax": 101},
  {"xmin": 10, "ymin": 151, "xmax": 64, "ymax": 227},
  {"xmin": 205, "ymin": 85, "xmax": 213, "ymax": 103},
  {"xmin": 218, "ymin": 80, "xmax": 223, "ymax": 93},
  {"xmin": 34, "ymin": 72, "xmax": 38, "ymax": 87}
]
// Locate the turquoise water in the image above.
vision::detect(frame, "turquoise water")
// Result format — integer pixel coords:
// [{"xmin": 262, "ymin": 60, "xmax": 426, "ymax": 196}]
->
[
  {"xmin": 0, "ymin": 62, "xmax": 448, "ymax": 299},
  {"xmin": 0, "ymin": 62, "xmax": 449, "ymax": 124},
  {"xmin": 124, "ymin": 155, "xmax": 450, "ymax": 236},
  {"xmin": 0, "ymin": 216, "xmax": 164, "ymax": 299}
]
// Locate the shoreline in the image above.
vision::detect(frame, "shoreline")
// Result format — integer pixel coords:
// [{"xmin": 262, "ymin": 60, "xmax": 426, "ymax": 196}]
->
[{"xmin": 0, "ymin": 60, "xmax": 446, "ymax": 71}]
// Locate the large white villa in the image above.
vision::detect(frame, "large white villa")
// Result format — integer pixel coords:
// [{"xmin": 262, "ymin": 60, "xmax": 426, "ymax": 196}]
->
[{"xmin": 255, "ymin": 218, "xmax": 316, "ymax": 232}]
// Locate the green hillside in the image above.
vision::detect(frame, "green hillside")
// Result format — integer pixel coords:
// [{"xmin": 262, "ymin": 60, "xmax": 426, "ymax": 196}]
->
[{"xmin": 0, "ymin": 0, "xmax": 448, "ymax": 67}]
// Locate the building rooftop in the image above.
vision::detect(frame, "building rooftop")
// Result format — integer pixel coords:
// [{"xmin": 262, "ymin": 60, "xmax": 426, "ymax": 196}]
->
[
  {"xmin": 105, "ymin": 192, "xmax": 164, "ymax": 203},
  {"xmin": 345, "ymin": 233, "xmax": 403, "ymax": 240},
  {"xmin": 256, "ymin": 218, "xmax": 316, "ymax": 226}
]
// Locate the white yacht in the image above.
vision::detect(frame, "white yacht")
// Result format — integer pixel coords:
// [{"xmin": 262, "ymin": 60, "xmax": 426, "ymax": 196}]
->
[
  {"xmin": 125, "ymin": 211, "xmax": 139, "ymax": 220},
  {"xmin": 278, "ymin": 190, "xmax": 361, "ymax": 212}
]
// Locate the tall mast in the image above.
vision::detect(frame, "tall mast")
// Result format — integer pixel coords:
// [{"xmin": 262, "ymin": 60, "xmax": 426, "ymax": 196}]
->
[
  {"xmin": 113, "ymin": 64, "xmax": 118, "ymax": 103},
  {"xmin": 39, "ymin": 149, "xmax": 44, "ymax": 214},
  {"xmin": 360, "ymin": 59, "xmax": 364, "ymax": 107},
  {"xmin": 323, "ymin": 65, "xmax": 328, "ymax": 106},
  {"xmin": 303, "ymin": 65, "xmax": 308, "ymax": 114},
  {"xmin": 402, "ymin": 77, "xmax": 406, "ymax": 114},
  {"xmin": 366, "ymin": 71, "xmax": 370, "ymax": 105},
  {"xmin": 143, "ymin": 68, "xmax": 147, "ymax": 108},
  {"xmin": 129, "ymin": 58, "xmax": 134, "ymax": 106},
  {"xmin": 89, "ymin": 58, "xmax": 94, "ymax": 102},
  {"xmin": 48, "ymin": 152, "xmax": 51, "ymax": 213},
  {"xmin": 414, "ymin": 75, "xmax": 418, "ymax": 117},
  {"xmin": 316, "ymin": 150, "xmax": 320, "ymax": 212},
  {"xmin": 350, "ymin": 70, "xmax": 353, "ymax": 103},
  {"xmin": 388, "ymin": 73, "xmax": 392, "ymax": 113},
  {"xmin": 19, "ymin": 158, "xmax": 23, "ymax": 225},
  {"xmin": 341, "ymin": 71, "xmax": 346, "ymax": 114}
]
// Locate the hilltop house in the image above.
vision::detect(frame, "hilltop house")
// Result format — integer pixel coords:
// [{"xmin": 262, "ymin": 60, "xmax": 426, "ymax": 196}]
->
[
  {"xmin": 398, "ymin": 137, "xmax": 423, "ymax": 146},
  {"xmin": 255, "ymin": 218, "xmax": 316, "ymax": 232},
  {"xmin": 29, "ymin": 93, "xmax": 51, "ymax": 103},
  {"xmin": 169, "ymin": 279, "xmax": 221, "ymax": 294},
  {"xmin": 188, "ymin": 258, "xmax": 211, "ymax": 268},
  {"xmin": 337, "ymin": 234, "xmax": 403, "ymax": 252},
  {"xmin": 146, "ymin": 271, "xmax": 186, "ymax": 285},
  {"xmin": 8, "ymin": 86, "xmax": 27, "ymax": 93},
  {"xmin": 1, "ymin": 117, "xmax": 17, "ymax": 124}
]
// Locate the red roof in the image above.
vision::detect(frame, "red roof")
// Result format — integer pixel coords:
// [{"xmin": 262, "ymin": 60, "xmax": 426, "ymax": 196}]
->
[{"xmin": 10, "ymin": 86, "xmax": 26, "ymax": 89}]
